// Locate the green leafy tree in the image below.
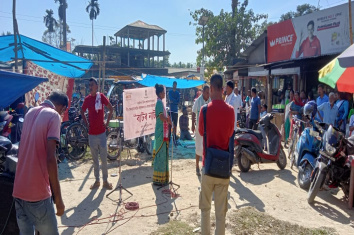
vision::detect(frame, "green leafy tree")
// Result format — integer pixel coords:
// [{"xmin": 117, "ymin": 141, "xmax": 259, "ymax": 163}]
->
[
  {"xmin": 42, "ymin": 22, "xmax": 72, "ymax": 49},
  {"xmin": 190, "ymin": 0, "xmax": 267, "ymax": 69},
  {"xmin": 43, "ymin": 9, "xmax": 58, "ymax": 45},
  {"xmin": 86, "ymin": 0, "xmax": 100, "ymax": 47},
  {"xmin": 280, "ymin": 4, "xmax": 319, "ymax": 21}
]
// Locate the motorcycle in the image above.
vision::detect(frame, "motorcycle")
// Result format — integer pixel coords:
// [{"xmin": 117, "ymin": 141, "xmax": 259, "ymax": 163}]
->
[
  {"xmin": 307, "ymin": 125, "xmax": 354, "ymax": 203},
  {"xmin": 234, "ymin": 113, "xmax": 287, "ymax": 172},
  {"xmin": 292, "ymin": 120, "xmax": 327, "ymax": 189},
  {"xmin": 0, "ymin": 111, "xmax": 19, "ymax": 177}
]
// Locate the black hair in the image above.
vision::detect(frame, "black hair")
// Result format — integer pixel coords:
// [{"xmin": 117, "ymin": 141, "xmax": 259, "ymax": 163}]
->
[
  {"xmin": 173, "ymin": 81, "xmax": 177, "ymax": 85},
  {"xmin": 251, "ymin": 87, "xmax": 257, "ymax": 94},
  {"xmin": 48, "ymin": 90, "xmax": 69, "ymax": 107},
  {"xmin": 262, "ymin": 104, "xmax": 268, "ymax": 110},
  {"xmin": 226, "ymin": 80, "xmax": 235, "ymax": 90},
  {"xmin": 155, "ymin": 84, "xmax": 164, "ymax": 96},
  {"xmin": 203, "ymin": 85, "xmax": 210, "ymax": 91},
  {"xmin": 294, "ymin": 91, "xmax": 300, "ymax": 96},
  {"xmin": 307, "ymin": 20, "xmax": 315, "ymax": 28},
  {"xmin": 89, "ymin": 77, "xmax": 98, "ymax": 85},
  {"xmin": 318, "ymin": 84, "xmax": 324, "ymax": 89},
  {"xmin": 210, "ymin": 74, "xmax": 223, "ymax": 90},
  {"xmin": 308, "ymin": 91, "xmax": 314, "ymax": 100},
  {"xmin": 182, "ymin": 106, "xmax": 187, "ymax": 111}
]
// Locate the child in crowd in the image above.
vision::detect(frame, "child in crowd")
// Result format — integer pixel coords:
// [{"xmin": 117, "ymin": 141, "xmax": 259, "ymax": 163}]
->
[
  {"xmin": 260, "ymin": 104, "xmax": 267, "ymax": 118},
  {"xmin": 179, "ymin": 106, "xmax": 192, "ymax": 140}
]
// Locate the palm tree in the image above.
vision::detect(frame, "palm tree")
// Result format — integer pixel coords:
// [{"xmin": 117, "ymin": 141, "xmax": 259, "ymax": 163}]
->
[
  {"xmin": 86, "ymin": 0, "xmax": 100, "ymax": 47},
  {"xmin": 54, "ymin": 0, "xmax": 68, "ymax": 49},
  {"xmin": 43, "ymin": 9, "xmax": 58, "ymax": 45}
]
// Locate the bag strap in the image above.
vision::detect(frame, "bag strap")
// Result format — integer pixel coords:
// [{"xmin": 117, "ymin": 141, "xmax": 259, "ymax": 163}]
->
[{"xmin": 202, "ymin": 105, "xmax": 207, "ymax": 154}]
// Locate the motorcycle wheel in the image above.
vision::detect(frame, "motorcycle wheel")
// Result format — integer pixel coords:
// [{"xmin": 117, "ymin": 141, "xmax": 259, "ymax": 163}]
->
[
  {"xmin": 298, "ymin": 162, "xmax": 312, "ymax": 190},
  {"xmin": 307, "ymin": 163, "xmax": 327, "ymax": 204},
  {"xmin": 276, "ymin": 148, "xmax": 287, "ymax": 170},
  {"xmin": 144, "ymin": 135, "xmax": 153, "ymax": 155},
  {"xmin": 65, "ymin": 123, "xmax": 88, "ymax": 161},
  {"xmin": 238, "ymin": 150, "xmax": 251, "ymax": 172},
  {"xmin": 106, "ymin": 130, "xmax": 121, "ymax": 160}
]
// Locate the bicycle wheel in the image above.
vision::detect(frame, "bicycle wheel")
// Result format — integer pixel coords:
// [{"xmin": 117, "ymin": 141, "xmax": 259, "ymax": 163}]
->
[
  {"xmin": 106, "ymin": 130, "xmax": 122, "ymax": 160},
  {"xmin": 65, "ymin": 123, "xmax": 88, "ymax": 160}
]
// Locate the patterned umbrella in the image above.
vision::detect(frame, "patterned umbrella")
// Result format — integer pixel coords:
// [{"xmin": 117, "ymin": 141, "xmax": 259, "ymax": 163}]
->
[
  {"xmin": 318, "ymin": 57, "xmax": 354, "ymax": 93},
  {"xmin": 338, "ymin": 43, "xmax": 354, "ymax": 68}
]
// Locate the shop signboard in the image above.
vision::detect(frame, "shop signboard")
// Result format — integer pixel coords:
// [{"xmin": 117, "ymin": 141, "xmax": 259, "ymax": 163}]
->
[{"xmin": 267, "ymin": 2, "xmax": 353, "ymax": 63}]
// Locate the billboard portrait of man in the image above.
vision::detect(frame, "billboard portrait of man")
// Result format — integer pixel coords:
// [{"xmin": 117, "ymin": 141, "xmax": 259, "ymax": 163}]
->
[{"xmin": 296, "ymin": 20, "xmax": 321, "ymax": 58}]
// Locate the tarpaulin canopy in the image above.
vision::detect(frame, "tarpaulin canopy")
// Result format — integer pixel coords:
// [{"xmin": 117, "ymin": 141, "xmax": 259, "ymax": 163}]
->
[
  {"xmin": 0, "ymin": 35, "xmax": 92, "ymax": 78},
  {"xmin": 138, "ymin": 74, "xmax": 205, "ymax": 88},
  {"xmin": 0, "ymin": 70, "xmax": 48, "ymax": 108}
]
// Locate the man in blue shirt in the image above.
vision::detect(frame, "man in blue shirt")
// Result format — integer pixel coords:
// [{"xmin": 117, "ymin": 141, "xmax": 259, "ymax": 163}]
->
[
  {"xmin": 316, "ymin": 84, "xmax": 329, "ymax": 121},
  {"xmin": 317, "ymin": 92, "xmax": 338, "ymax": 126},
  {"xmin": 249, "ymin": 87, "xmax": 261, "ymax": 130},
  {"xmin": 169, "ymin": 81, "xmax": 180, "ymax": 139}
]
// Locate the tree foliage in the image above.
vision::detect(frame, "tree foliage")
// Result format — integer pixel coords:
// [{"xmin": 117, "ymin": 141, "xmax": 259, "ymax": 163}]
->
[
  {"xmin": 86, "ymin": 0, "xmax": 100, "ymax": 20},
  {"xmin": 279, "ymin": 4, "xmax": 319, "ymax": 22},
  {"xmin": 42, "ymin": 22, "xmax": 74, "ymax": 50},
  {"xmin": 190, "ymin": 0, "xmax": 267, "ymax": 69}
]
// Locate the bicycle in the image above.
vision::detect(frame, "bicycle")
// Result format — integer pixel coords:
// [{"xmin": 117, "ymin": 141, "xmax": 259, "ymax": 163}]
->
[
  {"xmin": 59, "ymin": 99, "xmax": 89, "ymax": 161},
  {"xmin": 288, "ymin": 116, "xmax": 306, "ymax": 168},
  {"xmin": 106, "ymin": 120, "xmax": 153, "ymax": 160}
]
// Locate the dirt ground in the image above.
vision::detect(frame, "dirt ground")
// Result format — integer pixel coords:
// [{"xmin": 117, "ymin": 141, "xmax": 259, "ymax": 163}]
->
[{"xmin": 57, "ymin": 147, "xmax": 354, "ymax": 235}]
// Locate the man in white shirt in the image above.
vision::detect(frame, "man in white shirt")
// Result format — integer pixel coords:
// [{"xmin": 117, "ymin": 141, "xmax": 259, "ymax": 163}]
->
[
  {"xmin": 225, "ymin": 81, "xmax": 238, "ymax": 131},
  {"xmin": 192, "ymin": 85, "xmax": 211, "ymax": 176},
  {"xmin": 233, "ymin": 87, "xmax": 243, "ymax": 123}
]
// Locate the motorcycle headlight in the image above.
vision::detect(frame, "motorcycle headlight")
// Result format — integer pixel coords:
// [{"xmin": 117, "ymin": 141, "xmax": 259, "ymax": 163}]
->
[{"xmin": 325, "ymin": 142, "xmax": 336, "ymax": 156}]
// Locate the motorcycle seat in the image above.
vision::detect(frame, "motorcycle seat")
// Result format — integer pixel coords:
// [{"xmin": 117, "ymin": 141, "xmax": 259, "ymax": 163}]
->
[
  {"xmin": 236, "ymin": 128, "xmax": 263, "ymax": 140},
  {"xmin": 0, "ymin": 136, "xmax": 12, "ymax": 153}
]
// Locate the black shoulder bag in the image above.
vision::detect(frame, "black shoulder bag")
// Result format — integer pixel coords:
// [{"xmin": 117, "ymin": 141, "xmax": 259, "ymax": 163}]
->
[{"xmin": 202, "ymin": 105, "xmax": 235, "ymax": 179}]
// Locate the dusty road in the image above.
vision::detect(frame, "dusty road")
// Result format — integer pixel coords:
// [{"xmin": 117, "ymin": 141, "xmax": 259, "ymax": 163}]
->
[{"xmin": 56, "ymin": 147, "xmax": 354, "ymax": 234}]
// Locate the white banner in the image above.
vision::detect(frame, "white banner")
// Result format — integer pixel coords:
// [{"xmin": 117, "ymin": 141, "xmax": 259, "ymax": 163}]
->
[{"xmin": 123, "ymin": 87, "xmax": 166, "ymax": 140}]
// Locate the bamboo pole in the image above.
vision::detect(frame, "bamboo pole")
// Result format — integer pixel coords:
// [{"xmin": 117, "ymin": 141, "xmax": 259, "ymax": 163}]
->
[{"xmin": 12, "ymin": 0, "xmax": 18, "ymax": 72}]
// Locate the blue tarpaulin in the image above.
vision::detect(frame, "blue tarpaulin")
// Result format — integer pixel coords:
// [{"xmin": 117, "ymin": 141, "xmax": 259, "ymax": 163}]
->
[
  {"xmin": 0, "ymin": 70, "xmax": 48, "ymax": 109},
  {"xmin": 138, "ymin": 74, "xmax": 205, "ymax": 88},
  {"xmin": 0, "ymin": 35, "xmax": 92, "ymax": 78}
]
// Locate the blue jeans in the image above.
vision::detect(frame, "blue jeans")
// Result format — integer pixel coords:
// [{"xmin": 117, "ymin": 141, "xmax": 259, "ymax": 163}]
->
[
  {"xmin": 89, "ymin": 132, "xmax": 108, "ymax": 182},
  {"xmin": 15, "ymin": 197, "xmax": 58, "ymax": 235}
]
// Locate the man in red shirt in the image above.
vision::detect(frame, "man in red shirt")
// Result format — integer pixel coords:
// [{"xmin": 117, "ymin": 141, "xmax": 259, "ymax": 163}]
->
[
  {"xmin": 82, "ymin": 78, "xmax": 114, "ymax": 190},
  {"xmin": 296, "ymin": 20, "xmax": 321, "ymax": 58},
  {"xmin": 13, "ymin": 91, "xmax": 68, "ymax": 234},
  {"xmin": 198, "ymin": 74, "xmax": 235, "ymax": 235}
]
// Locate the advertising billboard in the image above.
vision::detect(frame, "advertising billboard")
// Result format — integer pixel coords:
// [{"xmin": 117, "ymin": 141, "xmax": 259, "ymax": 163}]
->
[{"xmin": 267, "ymin": 3, "xmax": 353, "ymax": 63}]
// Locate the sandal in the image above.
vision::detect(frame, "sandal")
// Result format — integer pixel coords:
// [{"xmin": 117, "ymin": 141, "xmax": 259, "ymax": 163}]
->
[
  {"xmin": 103, "ymin": 181, "xmax": 113, "ymax": 190},
  {"xmin": 90, "ymin": 181, "xmax": 100, "ymax": 190}
]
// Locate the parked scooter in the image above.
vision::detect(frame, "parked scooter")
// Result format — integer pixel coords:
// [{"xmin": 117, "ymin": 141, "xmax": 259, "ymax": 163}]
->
[
  {"xmin": 290, "ymin": 101, "xmax": 325, "ymax": 189},
  {"xmin": 307, "ymin": 125, "xmax": 354, "ymax": 203},
  {"xmin": 234, "ymin": 113, "xmax": 287, "ymax": 172}
]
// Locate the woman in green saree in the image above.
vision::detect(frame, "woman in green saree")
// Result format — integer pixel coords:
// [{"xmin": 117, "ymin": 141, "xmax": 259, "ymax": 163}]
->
[{"xmin": 152, "ymin": 84, "xmax": 172, "ymax": 186}]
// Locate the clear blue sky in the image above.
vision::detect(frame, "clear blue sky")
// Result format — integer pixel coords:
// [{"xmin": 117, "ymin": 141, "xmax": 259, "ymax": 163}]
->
[{"xmin": 0, "ymin": 0, "xmax": 348, "ymax": 64}]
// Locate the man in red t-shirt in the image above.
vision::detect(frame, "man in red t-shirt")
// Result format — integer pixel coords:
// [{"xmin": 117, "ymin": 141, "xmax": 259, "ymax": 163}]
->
[
  {"xmin": 81, "ymin": 78, "xmax": 114, "ymax": 190},
  {"xmin": 198, "ymin": 74, "xmax": 235, "ymax": 235},
  {"xmin": 296, "ymin": 20, "xmax": 321, "ymax": 58}
]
